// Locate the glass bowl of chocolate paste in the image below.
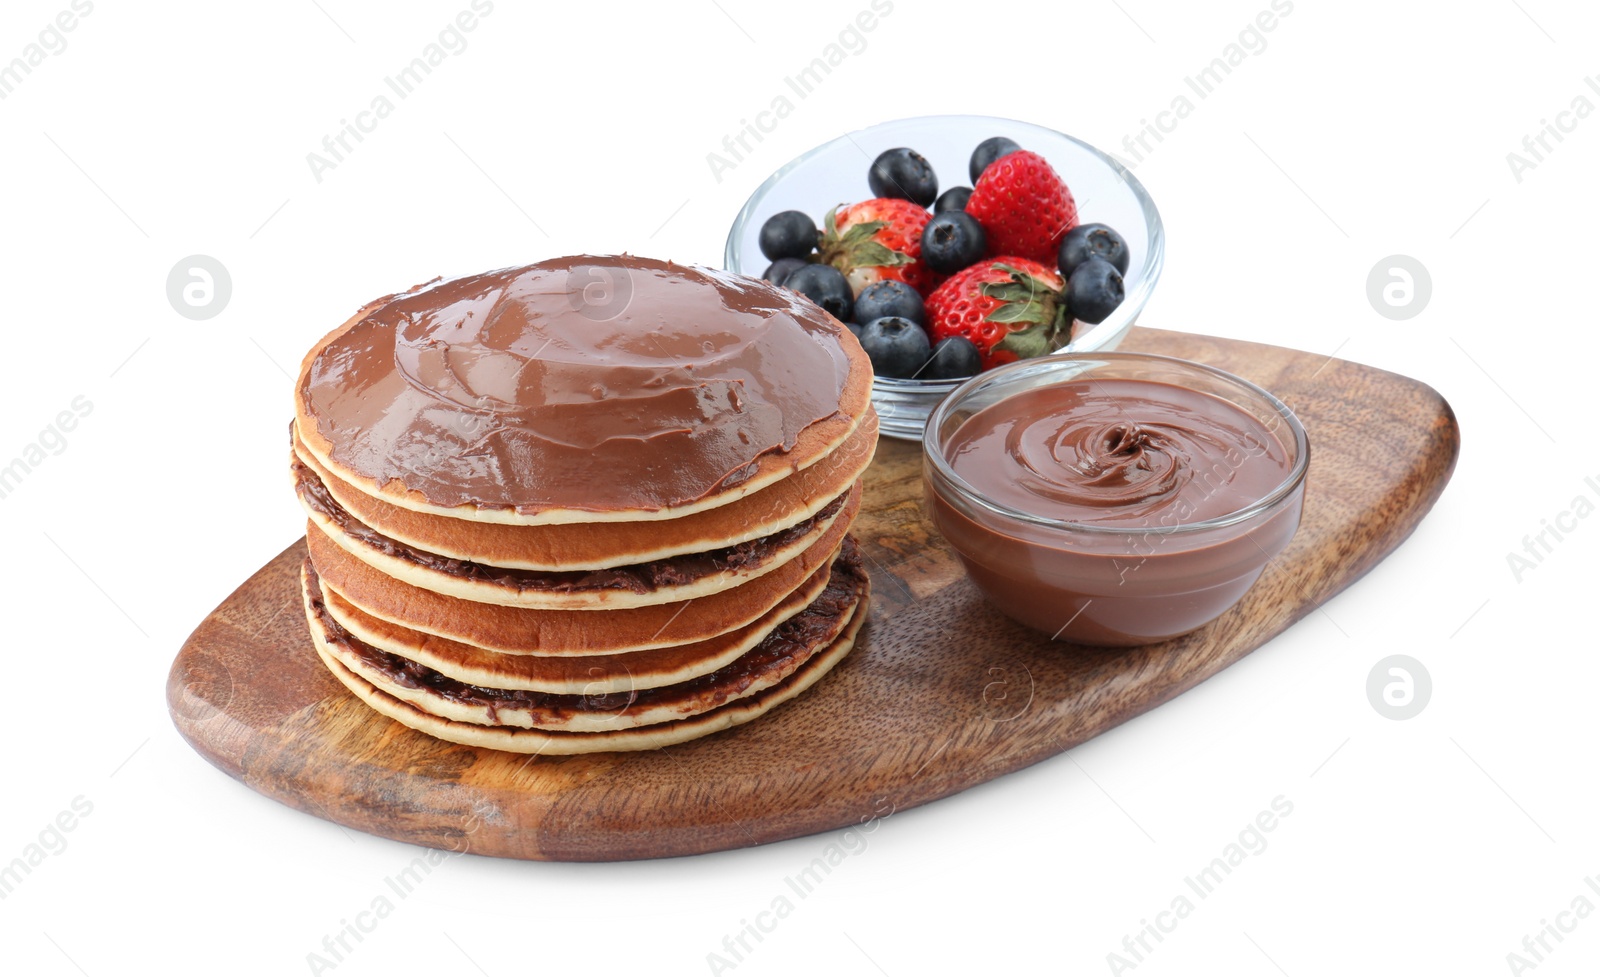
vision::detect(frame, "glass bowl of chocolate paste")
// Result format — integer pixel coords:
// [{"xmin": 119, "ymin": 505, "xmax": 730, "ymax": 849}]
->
[{"xmin": 923, "ymin": 352, "xmax": 1309, "ymax": 646}]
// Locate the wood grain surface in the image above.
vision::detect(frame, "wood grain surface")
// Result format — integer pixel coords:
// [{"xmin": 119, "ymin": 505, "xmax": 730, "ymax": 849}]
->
[{"xmin": 166, "ymin": 327, "xmax": 1460, "ymax": 861}]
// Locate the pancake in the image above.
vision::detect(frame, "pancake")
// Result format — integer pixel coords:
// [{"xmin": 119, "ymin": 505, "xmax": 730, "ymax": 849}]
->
[
  {"xmin": 298, "ymin": 462, "xmax": 860, "ymax": 610},
  {"xmin": 289, "ymin": 410, "xmax": 877, "ymax": 570},
  {"xmin": 293, "ymin": 257, "xmax": 875, "ymax": 526},
  {"xmin": 305, "ymin": 494, "xmax": 858, "ymax": 655},
  {"xmin": 288, "ymin": 255, "xmax": 878, "ymax": 755},
  {"xmin": 297, "ymin": 403, "xmax": 866, "ymax": 527},
  {"xmin": 303, "ymin": 543, "xmax": 868, "ymax": 732},
  {"xmin": 309, "ymin": 578, "xmax": 869, "ymax": 755},
  {"xmin": 316, "ymin": 555, "xmax": 836, "ymax": 693}
]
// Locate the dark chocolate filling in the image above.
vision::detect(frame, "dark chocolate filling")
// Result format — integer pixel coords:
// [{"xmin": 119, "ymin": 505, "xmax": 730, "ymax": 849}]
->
[
  {"xmin": 294, "ymin": 456, "xmax": 848, "ymax": 595},
  {"xmin": 306, "ymin": 537, "xmax": 865, "ymax": 725}
]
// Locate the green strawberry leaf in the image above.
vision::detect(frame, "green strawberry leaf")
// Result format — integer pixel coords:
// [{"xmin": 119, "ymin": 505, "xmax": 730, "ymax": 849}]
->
[
  {"xmin": 980, "ymin": 265, "xmax": 1061, "ymax": 328},
  {"xmin": 837, "ymin": 220, "xmax": 884, "ymax": 243},
  {"xmin": 980, "ymin": 263, "xmax": 1074, "ymax": 357},
  {"xmin": 995, "ymin": 321, "xmax": 1058, "ymax": 360},
  {"xmin": 849, "ymin": 240, "xmax": 913, "ymax": 268},
  {"xmin": 823, "ymin": 206, "xmax": 840, "ymax": 238},
  {"xmin": 820, "ymin": 215, "xmax": 912, "ymax": 270},
  {"xmin": 985, "ymin": 300, "xmax": 1050, "ymax": 325},
  {"xmin": 983, "ymin": 280, "xmax": 1030, "ymax": 299}
]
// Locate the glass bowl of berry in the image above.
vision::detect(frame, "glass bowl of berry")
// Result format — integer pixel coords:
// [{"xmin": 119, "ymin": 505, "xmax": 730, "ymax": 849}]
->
[{"xmin": 725, "ymin": 114, "xmax": 1165, "ymax": 441}]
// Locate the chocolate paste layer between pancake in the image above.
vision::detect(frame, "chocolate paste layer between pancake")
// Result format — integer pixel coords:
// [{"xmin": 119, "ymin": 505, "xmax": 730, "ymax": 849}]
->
[
  {"xmin": 291, "ymin": 408, "xmax": 875, "ymax": 570},
  {"xmin": 305, "ymin": 491, "xmax": 859, "ymax": 656},
  {"xmin": 308, "ymin": 594, "xmax": 869, "ymax": 755},
  {"xmin": 296, "ymin": 456, "xmax": 847, "ymax": 596},
  {"xmin": 317, "ymin": 554, "xmax": 834, "ymax": 693},
  {"xmin": 305, "ymin": 538, "xmax": 866, "ymax": 727}
]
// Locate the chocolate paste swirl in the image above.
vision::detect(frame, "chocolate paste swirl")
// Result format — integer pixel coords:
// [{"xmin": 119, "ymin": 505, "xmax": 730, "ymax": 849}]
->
[{"xmin": 952, "ymin": 379, "xmax": 1288, "ymax": 528}]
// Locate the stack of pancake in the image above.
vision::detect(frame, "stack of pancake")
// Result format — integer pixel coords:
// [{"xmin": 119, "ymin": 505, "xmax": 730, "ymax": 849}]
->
[{"xmin": 289, "ymin": 255, "xmax": 877, "ymax": 754}]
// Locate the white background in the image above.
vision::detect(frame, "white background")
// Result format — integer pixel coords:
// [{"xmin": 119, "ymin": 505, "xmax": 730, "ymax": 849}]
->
[{"xmin": 1, "ymin": 0, "xmax": 1595, "ymax": 974}]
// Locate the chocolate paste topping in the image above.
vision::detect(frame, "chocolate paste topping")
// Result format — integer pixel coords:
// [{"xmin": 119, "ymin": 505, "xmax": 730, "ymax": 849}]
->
[
  {"xmin": 295, "ymin": 456, "xmax": 848, "ymax": 595},
  {"xmin": 298, "ymin": 256, "xmax": 855, "ymax": 513},
  {"xmin": 950, "ymin": 379, "xmax": 1290, "ymax": 527},
  {"xmin": 305, "ymin": 537, "xmax": 865, "ymax": 724}
]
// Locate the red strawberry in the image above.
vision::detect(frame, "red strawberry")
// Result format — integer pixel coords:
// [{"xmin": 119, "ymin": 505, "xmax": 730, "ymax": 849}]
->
[
  {"xmin": 965, "ymin": 150, "xmax": 1077, "ymax": 265},
  {"xmin": 925, "ymin": 257, "xmax": 1070, "ymax": 370},
  {"xmin": 819, "ymin": 198, "xmax": 933, "ymax": 296}
]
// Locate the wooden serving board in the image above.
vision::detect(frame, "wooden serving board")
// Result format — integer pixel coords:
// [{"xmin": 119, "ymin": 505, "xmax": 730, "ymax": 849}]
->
[{"xmin": 167, "ymin": 328, "xmax": 1459, "ymax": 861}]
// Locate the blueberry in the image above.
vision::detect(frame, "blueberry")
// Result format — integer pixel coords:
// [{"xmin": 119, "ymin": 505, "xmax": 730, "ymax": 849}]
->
[
  {"xmin": 934, "ymin": 186, "xmax": 972, "ymax": 213},
  {"xmin": 784, "ymin": 263, "xmax": 854, "ymax": 322},
  {"xmin": 868, "ymin": 147, "xmax": 938, "ymax": 207},
  {"xmin": 1058, "ymin": 223, "xmax": 1130, "ymax": 279},
  {"xmin": 1065, "ymin": 257, "xmax": 1125, "ymax": 325},
  {"xmin": 852, "ymin": 280, "xmax": 925, "ymax": 327},
  {"xmin": 925, "ymin": 336, "xmax": 981, "ymax": 380},
  {"xmin": 758, "ymin": 210, "xmax": 819, "ymax": 261},
  {"xmin": 859, "ymin": 316, "xmax": 932, "ymax": 379},
  {"xmin": 761, "ymin": 257, "xmax": 808, "ymax": 286},
  {"xmin": 920, "ymin": 211, "xmax": 987, "ymax": 275},
  {"xmin": 969, "ymin": 136, "xmax": 1022, "ymax": 183}
]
